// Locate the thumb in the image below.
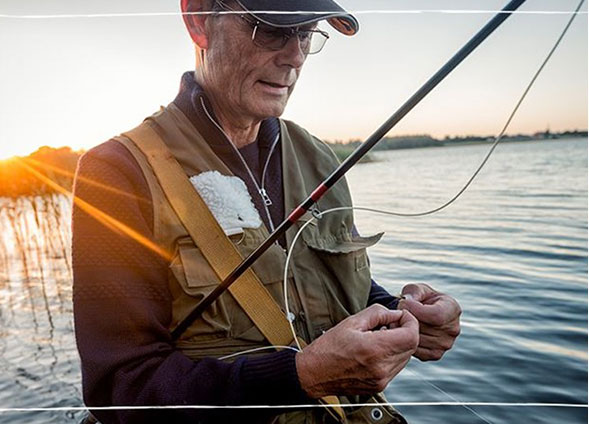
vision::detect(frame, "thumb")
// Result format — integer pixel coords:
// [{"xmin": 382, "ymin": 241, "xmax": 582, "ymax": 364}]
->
[
  {"xmin": 398, "ymin": 296, "xmax": 426, "ymax": 316},
  {"xmin": 399, "ymin": 296, "xmax": 450, "ymax": 326},
  {"xmin": 401, "ymin": 283, "xmax": 435, "ymax": 303},
  {"xmin": 349, "ymin": 305, "xmax": 402, "ymax": 331}
]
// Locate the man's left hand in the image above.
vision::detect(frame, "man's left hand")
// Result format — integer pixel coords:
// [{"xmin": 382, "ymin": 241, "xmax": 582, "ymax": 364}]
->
[{"xmin": 398, "ymin": 283, "xmax": 461, "ymax": 361}]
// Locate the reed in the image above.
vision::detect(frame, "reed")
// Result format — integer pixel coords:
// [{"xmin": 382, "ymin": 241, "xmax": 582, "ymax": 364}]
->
[
  {"xmin": 0, "ymin": 146, "xmax": 79, "ymax": 288},
  {"xmin": 0, "ymin": 148, "xmax": 101, "ymax": 417},
  {"xmin": 0, "ymin": 146, "xmax": 78, "ymax": 373}
]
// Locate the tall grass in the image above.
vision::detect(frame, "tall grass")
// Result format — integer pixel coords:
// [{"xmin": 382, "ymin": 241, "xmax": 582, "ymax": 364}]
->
[
  {"xmin": 0, "ymin": 146, "xmax": 78, "ymax": 319},
  {"xmin": 0, "ymin": 194, "xmax": 72, "ymax": 330},
  {"xmin": 0, "ymin": 147, "xmax": 83, "ymax": 421}
]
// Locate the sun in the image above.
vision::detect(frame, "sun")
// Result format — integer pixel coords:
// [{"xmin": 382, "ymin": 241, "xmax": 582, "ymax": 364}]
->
[
  {"xmin": 0, "ymin": 146, "xmax": 22, "ymax": 161},
  {"xmin": 0, "ymin": 141, "xmax": 46, "ymax": 160},
  {"xmin": 0, "ymin": 151, "xmax": 15, "ymax": 161},
  {"xmin": 0, "ymin": 151, "xmax": 17, "ymax": 161}
]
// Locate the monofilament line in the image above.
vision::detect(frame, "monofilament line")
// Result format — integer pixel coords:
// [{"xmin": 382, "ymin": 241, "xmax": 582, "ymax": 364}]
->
[
  {"xmin": 282, "ymin": 208, "xmax": 494, "ymax": 422},
  {"xmin": 0, "ymin": 10, "xmax": 587, "ymax": 19},
  {"xmin": 324, "ymin": 0, "xmax": 585, "ymax": 220},
  {"xmin": 1, "ymin": 0, "xmax": 584, "ymax": 418},
  {"xmin": 278, "ymin": 1, "xmax": 586, "ymax": 418},
  {"xmin": 405, "ymin": 368, "xmax": 492, "ymax": 423},
  {"xmin": 0, "ymin": 403, "xmax": 586, "ymax": 412},
  {"xmin": 198, "ymin": 0, "xmax": 586, "ymax": 411}
]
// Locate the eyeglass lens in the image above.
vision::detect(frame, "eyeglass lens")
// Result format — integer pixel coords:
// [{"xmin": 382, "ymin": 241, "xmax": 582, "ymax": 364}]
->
[{"xmin": 252, "ymin": 24, "xmax": 328, "ymax": 54}]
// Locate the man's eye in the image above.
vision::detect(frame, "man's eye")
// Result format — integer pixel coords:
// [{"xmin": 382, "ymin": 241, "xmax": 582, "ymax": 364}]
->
[
  {"xmin": 258, "ymin": 25, "xmax": 284, "ymax": 38},
  {"xmin": 299, "ymin": 32, "xmax": 312, "ymax": 41}
]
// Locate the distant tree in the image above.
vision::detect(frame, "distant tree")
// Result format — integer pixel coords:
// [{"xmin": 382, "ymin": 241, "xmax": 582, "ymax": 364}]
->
[{"xmin": 0, "ymin": 146, "xmax": 83, "ymax": 198}]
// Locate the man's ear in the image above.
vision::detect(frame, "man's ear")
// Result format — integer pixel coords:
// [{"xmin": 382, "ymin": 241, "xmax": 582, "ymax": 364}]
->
[{"xmin": 181, "ymin": 0, "xmax": 210, "ymax": 49}]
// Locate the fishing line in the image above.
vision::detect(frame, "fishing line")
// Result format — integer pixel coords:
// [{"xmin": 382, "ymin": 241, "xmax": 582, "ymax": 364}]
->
[
  {"xmin": 276, "ymin": 0, "xmax": 585, "ymax": 415},
  {"xmin": 202, "ymin": 0, "xmax": 584, "ymax": 403},
  {"xmin": 327, "ymin": 0, "xmax": 584, "ymax": 220},
  {"xmin": 2, "ymin": 0, "xmax": 584, "ymax": 418},
  {"xmin": 405, "ymin": 368, "xmax": 492, "ymax": 424},
  {"xmin": 0, "ymin": 10, "xmax": 587, "ymax": 19},
  {"xmin": 218, "ymin": 345, "xmax": 299, "ymax": 360},
  {"xmin": 0, "ymin": 402, "xmax": 586, "ymax": 412},
  {"xmin": 279, "ymin": 207, "xmax": 495, "ymax": 423}
]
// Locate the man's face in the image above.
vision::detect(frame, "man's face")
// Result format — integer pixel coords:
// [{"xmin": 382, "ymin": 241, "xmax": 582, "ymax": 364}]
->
[{"xmin": 203, "ymin": 13, "xmax": 309, "ymax": 122}]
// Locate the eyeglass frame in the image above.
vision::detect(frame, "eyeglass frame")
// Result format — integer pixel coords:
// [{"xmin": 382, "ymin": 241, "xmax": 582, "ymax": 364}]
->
[{"xmin": 214, "ymin": 0, "xmax": 330, "ymax": 55}]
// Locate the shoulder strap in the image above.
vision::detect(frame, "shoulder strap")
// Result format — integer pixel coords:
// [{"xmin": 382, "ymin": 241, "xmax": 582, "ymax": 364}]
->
[
  {"xmin": 122, "ymin": 122, "xmax": 345, "ymax": 422},
  {"xmin": 123, "ymin": 122, "xmax": 294, "ymax": 346}
]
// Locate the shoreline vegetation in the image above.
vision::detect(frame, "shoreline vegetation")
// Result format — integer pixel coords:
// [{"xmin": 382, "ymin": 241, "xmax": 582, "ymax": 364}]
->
[
  {"xmin": 0, "ymin": 130, "xmax": 586, "ymax": 198},
  {"xmin": 0, "ymin": 146, "xmax": 79, "ymax": 198},
  {"xmin": 327, "ymin": 129, "xmax": 587, "ymax": 163}
]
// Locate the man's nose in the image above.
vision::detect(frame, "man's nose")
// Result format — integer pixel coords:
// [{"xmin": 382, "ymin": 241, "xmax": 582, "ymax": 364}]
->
[{"xmin": 277, "ymin": 34, "xmax": 307, "ymax": 69}]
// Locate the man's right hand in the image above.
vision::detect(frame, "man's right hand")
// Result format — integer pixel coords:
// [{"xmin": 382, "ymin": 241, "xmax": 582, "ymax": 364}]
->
[{"xmin": 295, "ymin": 304, "xmax": 419, "ymax": 398}]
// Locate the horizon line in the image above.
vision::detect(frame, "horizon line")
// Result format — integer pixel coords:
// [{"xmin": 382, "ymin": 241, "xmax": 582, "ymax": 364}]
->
[{"xmin": 1, "ymin": 128, "xmax": 587, "ymax": 161}]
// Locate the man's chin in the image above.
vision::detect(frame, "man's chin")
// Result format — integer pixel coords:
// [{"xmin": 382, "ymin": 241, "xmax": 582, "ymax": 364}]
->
[{"xmin": 254, "ymin": 103, "xmax": 287, "ymax": 119}]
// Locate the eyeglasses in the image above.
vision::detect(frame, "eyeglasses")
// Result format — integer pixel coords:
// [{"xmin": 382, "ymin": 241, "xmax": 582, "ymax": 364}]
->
[{"xmin": 215, "ymin": 0, "xmax": 330, "ymax": 55}]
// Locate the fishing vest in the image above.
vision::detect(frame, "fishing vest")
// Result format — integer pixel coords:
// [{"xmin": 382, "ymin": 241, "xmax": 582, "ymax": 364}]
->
[{"xmin": 115, "ymin": 104, "xmax": 403, "ymax": 424}]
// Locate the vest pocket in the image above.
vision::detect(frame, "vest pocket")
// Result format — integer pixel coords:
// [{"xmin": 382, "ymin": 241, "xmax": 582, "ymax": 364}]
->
[
  {"xmin": 301, "ymin": 228, "xmax": 384, "ymax": 319},
  {"xmin": 302, "ymin": 229, "xmax": 383, "ymax": 256},
  {"xmin": 169, "ymin": 237, "xmax": 231, "ymax": 339},
  {"xmin": 169, "ymin": 235, "xmax": 295, "ymax": 344}
]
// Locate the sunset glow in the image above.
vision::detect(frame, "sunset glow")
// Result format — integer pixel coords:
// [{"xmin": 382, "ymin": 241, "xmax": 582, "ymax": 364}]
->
[{"xmin": 0, "ymin": 0, "xmax": 587, "ymax": 158}]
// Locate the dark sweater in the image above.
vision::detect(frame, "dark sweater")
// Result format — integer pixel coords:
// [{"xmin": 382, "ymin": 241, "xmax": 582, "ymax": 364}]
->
[{"xmin": 72, "ymin": 72, "xmax": 398, "ymax": 423}]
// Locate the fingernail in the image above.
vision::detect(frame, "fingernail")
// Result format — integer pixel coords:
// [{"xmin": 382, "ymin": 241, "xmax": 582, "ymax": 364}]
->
[{"xmin": 404, "ymin": 294, "xmax": 414, "ymax": 301}]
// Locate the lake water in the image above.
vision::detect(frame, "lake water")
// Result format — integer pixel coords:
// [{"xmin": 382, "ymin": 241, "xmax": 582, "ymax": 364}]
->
[
  {"xmin": 348, "ymin": 138, "xmax": 588, "ymax": 423},
  {"xmin": 0, "ymin": 138, "xmax": 587, "ymax": 423}
]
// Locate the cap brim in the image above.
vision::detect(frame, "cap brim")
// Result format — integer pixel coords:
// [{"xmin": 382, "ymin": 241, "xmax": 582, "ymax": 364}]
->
[{"xmin": 235, "ymin": 0, "xmax": 359, "ymax": 35}]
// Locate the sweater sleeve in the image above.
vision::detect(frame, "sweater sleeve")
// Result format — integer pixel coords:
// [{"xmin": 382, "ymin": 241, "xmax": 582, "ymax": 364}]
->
[
  {"xmin": 367, "ymin": 280, "xmax": 400, "ymax": 310},
  {"xmin": 72, "ymin": 141, "xmax": 312, "ymax": 423}
]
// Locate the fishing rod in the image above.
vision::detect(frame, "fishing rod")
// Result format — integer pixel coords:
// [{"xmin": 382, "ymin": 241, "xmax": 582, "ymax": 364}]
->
[{"xmin": 171, "ymin": 0, "xmax": 527, "ymax": 341}]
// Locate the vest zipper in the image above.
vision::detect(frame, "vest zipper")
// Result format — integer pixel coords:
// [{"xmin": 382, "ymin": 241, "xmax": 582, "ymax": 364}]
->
[
  {"xmin": 260, "ymin": 134, "xmax": 280, "ymax": 207},
  {"xmin": 259, "ymin": 188, "xmax": 272, "ymax": 206},
  {"xmin": 200, "ymin": 98, "xmax": 277, "ymax": 232},
  {"xmin": 202, "ymin": 105, "xmax": 311, "ymax": 341}
]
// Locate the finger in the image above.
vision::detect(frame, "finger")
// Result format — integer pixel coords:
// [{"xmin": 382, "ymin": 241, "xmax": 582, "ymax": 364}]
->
[
  {"xmin": 398, "ymin": 309, "xmax": 419, "ymax": 330},
  {"xmin": 371, "ymin": 326, "xmax": 419, "ymax": 354},
  {"xmin": 349, "ymin": 304, "xmax": 402, "ymax": 332},
  {"xmin": 386, "ymin": 320, "xmax": 402, "ymax": 330},
  {"xmin": 401, "ymin": 283, "xmax": 436, "ymax": 302},
  {"xmin": 413, "ymin": 346, "xmax": 446, "ymax": 361},
  {"xmin": 417, "ymin": 333, "xmax": 456, "ymax": 351},
  {"xmin": 373, "ymin": 311, "xmax": 419, "ymax": 352},
  {"xmin": 399, "ymin": 297, "xmax": 459, "ymax": 327},
  {"xmin": 419, "ymin": 318, "xmax": 461, "ymax": 339}
]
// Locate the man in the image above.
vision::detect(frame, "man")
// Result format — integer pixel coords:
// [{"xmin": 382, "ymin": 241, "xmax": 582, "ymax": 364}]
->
[{"xmin": 72, "ymin": 0, "xmax": 461, "ymax": 422}]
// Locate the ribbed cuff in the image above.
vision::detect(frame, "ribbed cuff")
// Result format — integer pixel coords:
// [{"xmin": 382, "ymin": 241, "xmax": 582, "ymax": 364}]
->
[{"xmin": 241, "ymin": 348, "xmax": 315, "ymax": 406}]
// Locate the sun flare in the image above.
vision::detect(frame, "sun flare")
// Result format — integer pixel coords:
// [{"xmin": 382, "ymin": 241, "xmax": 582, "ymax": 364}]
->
[{"xmin": 0, "ymin": 151, "xmax": 17, "ymax": 161}]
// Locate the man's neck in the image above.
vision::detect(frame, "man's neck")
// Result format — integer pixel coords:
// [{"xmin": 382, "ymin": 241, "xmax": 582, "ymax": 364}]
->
[
  {"xmin": 211, "ymin": 104, "xmax": 260, "ymax": 148},
  {"xmin": 198, "ymin": 77, "xmax": 260, "ymax": 148}
]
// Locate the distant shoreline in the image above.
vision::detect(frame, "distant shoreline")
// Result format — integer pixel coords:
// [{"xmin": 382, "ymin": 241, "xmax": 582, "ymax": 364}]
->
[
  {"xmin": 0, "ymin": 132, "xmax": 586, "ymax": 197},
  {"xmin": 432, "ymin": 133, "xmax": 587, "ymax": 148},
  {"xmin": 327, "ymin": 131, "xmax": 587, "ymax": 162}
]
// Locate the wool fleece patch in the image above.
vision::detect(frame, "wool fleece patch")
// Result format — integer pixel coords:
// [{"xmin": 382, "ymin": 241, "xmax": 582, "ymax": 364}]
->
[{"xmin": 189, "ymin": 170, "xmax": 262, "ymax": 236}]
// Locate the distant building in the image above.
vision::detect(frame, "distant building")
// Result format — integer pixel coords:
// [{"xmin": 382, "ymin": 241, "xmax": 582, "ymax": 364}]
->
[{"xmin": 533, "ymin": 128, "xmax": 559, "ymax": 139}]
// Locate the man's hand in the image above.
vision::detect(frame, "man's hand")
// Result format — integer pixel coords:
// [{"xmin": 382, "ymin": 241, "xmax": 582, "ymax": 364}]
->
[
  {"xmin": 398, "ymin": 283, "xmax": 461, "ymax": 361},
  {"xmin": 295, "ymin": 304, "xmax": 419, "ymax": 399}
]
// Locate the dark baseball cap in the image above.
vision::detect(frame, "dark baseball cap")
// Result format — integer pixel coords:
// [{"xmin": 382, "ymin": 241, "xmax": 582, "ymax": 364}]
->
[{"xmin": 234, "ymin": 0, "xmax": 359, "ymax": 35}]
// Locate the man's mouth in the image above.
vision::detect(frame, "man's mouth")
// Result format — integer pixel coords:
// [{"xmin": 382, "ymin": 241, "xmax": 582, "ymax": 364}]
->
[
  {"xmin": 259, "ymin": 80, "xmax": 289, "ymax": 89},
  {"xmin": 257, "ymin": 80, "xmax": 291, "ymax": 96}
]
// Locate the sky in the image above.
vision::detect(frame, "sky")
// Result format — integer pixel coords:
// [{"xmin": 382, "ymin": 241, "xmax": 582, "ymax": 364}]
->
[{"xmin": 0, "ymin": 0, "xmax": 587, "ymax": 159}]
